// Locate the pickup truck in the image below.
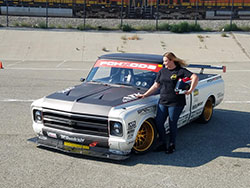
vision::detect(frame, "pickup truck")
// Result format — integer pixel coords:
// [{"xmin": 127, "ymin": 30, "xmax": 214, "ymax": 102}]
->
[{"xmin": 30, "ymin": 53, "xmax": 225, "ymax": 160}]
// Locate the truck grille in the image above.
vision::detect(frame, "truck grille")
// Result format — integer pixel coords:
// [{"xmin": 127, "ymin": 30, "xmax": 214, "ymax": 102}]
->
[{"xmin": 42, "ymin": 109, "xmax": 109, "ymax": 137}]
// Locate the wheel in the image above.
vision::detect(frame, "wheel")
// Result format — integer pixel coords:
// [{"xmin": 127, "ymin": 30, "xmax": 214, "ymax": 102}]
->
[
  {"xmin": 198, "ymin": 97, "xmax": 214, "ymax": 123},
  {"xmin": 132, "ymin": 120, "xmax": 157, "ymax": 154}
]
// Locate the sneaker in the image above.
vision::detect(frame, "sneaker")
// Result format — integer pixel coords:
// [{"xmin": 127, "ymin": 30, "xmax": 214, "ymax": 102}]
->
[{"xmin": 166, "ymin": 144, "xmax": 175, "ymax": 154}]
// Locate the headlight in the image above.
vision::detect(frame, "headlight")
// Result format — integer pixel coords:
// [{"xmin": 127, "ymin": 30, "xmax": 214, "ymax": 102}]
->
[
  {"xmin": 110, "ymin": 121, "xmax": 123, "ymax": 137},
  {"xmin": 33, "ymin": 110, "xmax": 43, "ymax": 123}
]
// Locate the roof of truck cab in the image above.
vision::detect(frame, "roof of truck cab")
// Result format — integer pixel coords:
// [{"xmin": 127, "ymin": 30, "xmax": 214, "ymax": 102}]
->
[{"xmin": 99, "ymin": 53, "xmax": 163, "ymax": 64}]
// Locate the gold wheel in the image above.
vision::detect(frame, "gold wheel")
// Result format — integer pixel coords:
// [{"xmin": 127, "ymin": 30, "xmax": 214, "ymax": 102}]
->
[
  {"xmin": 203, "ymin": 99, "xmax": 213, "ymax": 121},
  {"xmin": 198, "ymin": 97, "xmax": 214, "ymax": 123},
  {"xmin": 133, "ymin": 120, "xmax": 155, "ymax": 153}
]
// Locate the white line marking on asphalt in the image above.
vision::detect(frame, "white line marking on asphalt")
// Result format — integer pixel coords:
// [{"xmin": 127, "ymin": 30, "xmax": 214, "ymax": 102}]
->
[
  {"xmin": 223, "ymin": 101, "xmax": 250, "ymax": 104},
  {"xmin": 0, "ymin": 99, "xmax": 35, "ymax": 102},
  {"xmin": 5, "ymin": 60, "xmax": 24, "ymax": 67},
  {"xmin": 5, "ymin": 68, "xmax": 89, "ymax": 71},
  {"xmin": 56, "ymin": 60, "xmax": 67, "ymax": 68},
  {"xmin": 239, "ymin": 84, "xmax": 250, "ymax": 90}
]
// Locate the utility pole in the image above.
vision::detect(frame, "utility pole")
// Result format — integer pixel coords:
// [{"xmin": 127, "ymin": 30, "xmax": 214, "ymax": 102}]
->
[
  {"xmin": 230, "ymin": 0, "xmax": 234, "ymax": 30},
  {"xmin": 6, "ymin": 0, "xmax": 9, "ymax": 27},
  {"xmin": 155, "ymin": 0, "xmax": 159, "ymax": 30},
  {"xmin": 46, "ymin": 0, "xmax": 48, "ymax": 28},
  {"xmin": 121, "ymin": 0, "xmax": 124, "ymax": 27},
  {"xmin": 195, "ymin": 0, "xmax": 198, "ymax": 26},
  {"xmin": 84, "ymin": 0, "xmax": 86, "ymax": 29}
]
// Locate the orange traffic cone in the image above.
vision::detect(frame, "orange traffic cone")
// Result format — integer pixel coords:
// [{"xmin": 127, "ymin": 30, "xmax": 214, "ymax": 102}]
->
[{"xmin": 0, "ymin": 61, "xmax": 3, "ymax": 69}]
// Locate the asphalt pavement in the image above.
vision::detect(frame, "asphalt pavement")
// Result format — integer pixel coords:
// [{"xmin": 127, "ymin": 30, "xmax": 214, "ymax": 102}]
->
[{"xmin": 0, "ymin": 28, "xmax": 250, "ymax": 188}]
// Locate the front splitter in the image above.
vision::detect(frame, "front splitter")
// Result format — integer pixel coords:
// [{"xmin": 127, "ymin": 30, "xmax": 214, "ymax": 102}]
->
[{"xmin": 28, "ymin": 136, "xmax": 130, "ymax": 160}]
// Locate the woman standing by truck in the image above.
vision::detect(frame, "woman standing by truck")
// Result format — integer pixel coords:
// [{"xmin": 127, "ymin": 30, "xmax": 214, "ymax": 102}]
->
[{"xmin": 138, "ymin": 52, "xmax": 199, "ymax": 154}]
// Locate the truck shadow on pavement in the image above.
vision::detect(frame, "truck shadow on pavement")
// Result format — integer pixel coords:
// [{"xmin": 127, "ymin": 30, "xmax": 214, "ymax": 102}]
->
[
  {"xmin": 36, "ymin": 109, "xmax": 250, "ymax": 166},
  {"xmin": 123, "ymin": 109, "xmax": 250, "ymax": 167}
]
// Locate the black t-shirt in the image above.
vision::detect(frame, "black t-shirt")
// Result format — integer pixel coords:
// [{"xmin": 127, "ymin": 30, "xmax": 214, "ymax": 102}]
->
[{"xmin": 155, "ymin": 66, "xmax": 193, "ymax": 106}]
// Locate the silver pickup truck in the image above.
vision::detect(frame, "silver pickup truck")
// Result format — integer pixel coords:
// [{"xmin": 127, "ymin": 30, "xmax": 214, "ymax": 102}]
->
[{"xmin": 30, "ymin": 53, "xmax": 225, "ymax": 160}]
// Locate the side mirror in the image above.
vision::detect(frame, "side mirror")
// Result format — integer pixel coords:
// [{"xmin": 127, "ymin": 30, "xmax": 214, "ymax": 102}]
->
[{"xmin": 80, "ymin": 78, "xmax": 85, "ymax": 82}]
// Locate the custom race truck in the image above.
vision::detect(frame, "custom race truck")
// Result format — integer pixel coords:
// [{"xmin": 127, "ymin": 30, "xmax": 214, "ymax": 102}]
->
[{"xmin": 30, "ymin": 53, "xmax": 225, "ymax": 160}]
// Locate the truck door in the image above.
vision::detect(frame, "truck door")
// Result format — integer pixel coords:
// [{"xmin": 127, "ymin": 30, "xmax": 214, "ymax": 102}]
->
[{"xmin": 177, "ymin": 94, "xmax": 191, "ymax": 128}]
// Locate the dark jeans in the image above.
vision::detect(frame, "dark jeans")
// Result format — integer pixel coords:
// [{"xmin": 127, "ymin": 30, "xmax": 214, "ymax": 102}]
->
[{"xmin": 155, "ymin": 103, "xmax": 184, "ymax": 146}]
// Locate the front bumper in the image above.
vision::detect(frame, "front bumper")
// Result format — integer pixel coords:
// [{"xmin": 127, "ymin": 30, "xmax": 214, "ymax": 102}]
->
[{"xmin": 29, "ymin": 135, "xmax": 130, "ymax": 160}]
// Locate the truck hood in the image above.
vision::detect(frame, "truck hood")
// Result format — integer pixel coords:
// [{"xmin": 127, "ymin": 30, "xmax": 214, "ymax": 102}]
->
[{"xmin": 41, "ymin": 82, "xmax": 143, "ymax": 116}]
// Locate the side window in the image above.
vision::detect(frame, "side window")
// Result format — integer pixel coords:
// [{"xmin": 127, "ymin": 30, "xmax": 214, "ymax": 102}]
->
[{"xmin": 133, "ymin": 69, "xmax": 157, "ymax": 88}]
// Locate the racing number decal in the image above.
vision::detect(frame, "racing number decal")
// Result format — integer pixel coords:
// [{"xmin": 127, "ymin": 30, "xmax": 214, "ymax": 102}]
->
[{"xmin": 94, "ymin": 60, "xmax": 162, "ymax": 72}]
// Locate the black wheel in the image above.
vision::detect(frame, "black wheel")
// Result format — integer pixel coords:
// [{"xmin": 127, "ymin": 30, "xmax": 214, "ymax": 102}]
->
[
  {"xmin": 198, "ymin": 97, "xmax": 214, "ymax": 123},
  {"xmin": 132, "ymin": 119, "xmax": 157, "ymax": 155}
]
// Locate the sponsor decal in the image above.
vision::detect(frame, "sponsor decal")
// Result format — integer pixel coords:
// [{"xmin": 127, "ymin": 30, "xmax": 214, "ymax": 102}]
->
[
  {"xmin": 128, "ymin": 121, "xmax": 136, "ymax": 130},
  {"xmin": 64, "ymin": 142, "xmax": 90, "ymax": 153},
  {"xmin": 137, "ymin": 105, "xmax": 156, "ymax": 115},
  {"xmin": 207, "ymin": 76, "xmax": 221, "ymax": 83},
  {"xmin": 192, "ymin": 101, "xmax": 203, "ymax": 110},
  {"xmin": 127, "ymin": 121, "xmax": 136, "ymax": 139},
  {"xmin": 123, "ymin": 93, "xmax": 140, "ymax": 103},
  {"xmin": 94, "ymin": 60, "xmax": 162, "ymax": 72},
  {"xmin": 47, "ymin": 132, "xmax": 57, "ymax": 139},
  {"xmin": 170, "ymin": 74, "xmax": 177, "ymax": 80},
  {"xmin": 178, "ymin": 114, "xmax": 189, "ymax": 124},
  {"xmin": 190, "ymin": 109, "xmax": 203, "ymax": 120},
  {"xmin": 217, "ymin": 92, "xmax": 224, "ymax": 98},
  {"xmin": 194, "ymin": 89, "xmax": 199, "ymax": 96},
  {"xmin": 60, "ymin": 134, "xmax": 85, "ymax": 143}
]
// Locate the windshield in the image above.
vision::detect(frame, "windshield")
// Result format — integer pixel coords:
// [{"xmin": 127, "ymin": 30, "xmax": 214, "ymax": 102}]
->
[{"xmin": 86, "ymin": 60, "xmax": 162, "ymax": 89}]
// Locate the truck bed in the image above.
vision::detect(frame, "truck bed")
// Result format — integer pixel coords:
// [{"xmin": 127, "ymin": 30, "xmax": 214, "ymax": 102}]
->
[{"xmin": 197, "ymin": 73, "xmax": 218, "ymax": 81}]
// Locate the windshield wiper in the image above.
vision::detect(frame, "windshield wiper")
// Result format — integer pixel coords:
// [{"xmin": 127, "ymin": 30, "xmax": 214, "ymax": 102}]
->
[{"xmin": 113, "ymin": 82, "xmax": 142, "ymax": 90}]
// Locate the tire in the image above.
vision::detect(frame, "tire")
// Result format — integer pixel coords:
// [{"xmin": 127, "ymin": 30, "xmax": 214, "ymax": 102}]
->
[
  {"xmin": 198, "ymin": 97, "xmax": 214, "ymax": 123},
  {"xmin": 132, "ymin": 119, "xmax": 157, "ymax": 155}
]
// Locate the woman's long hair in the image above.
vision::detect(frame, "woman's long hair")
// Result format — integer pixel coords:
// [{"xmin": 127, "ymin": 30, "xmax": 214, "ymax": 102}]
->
[{"xmin": 163, "ymin": 52, "xmax": 188, "ymax": 67}]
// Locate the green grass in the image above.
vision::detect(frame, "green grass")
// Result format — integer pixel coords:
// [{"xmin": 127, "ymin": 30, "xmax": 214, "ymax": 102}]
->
[
  {"xmin": 3, "ymin": 20, "xmax": 250, "ymax": 33},
  {"xmin": 66, "ymin": 24, "xmax": 74, "ymax": 29},
  {"xmin": 158, "ymin": 23, "xmax": 171, "ymax": 31},
  {"xmin": 120, "ymin": 24, "xmax": 134, "ymax": 32},
  {"xmin": 222, "ymin": 23, "xmax": 242, "ymax": 31},
  {"xmin": 20, "ymin": 22, "xmax": 32, "ymax": 28},
  {"xmin": 38, "ymin": 22, "xmax": 47, "ymax": 29},
  {"xmin": 135, "ymin": 25, "xmax": 156, "ymax": 31},
  {"xmin": 77, "ymin": 24, "xmax": 95, "ymax": 30},
  {"xmin": 241, "ymin": 26, "xmax": 250, "ymax": 31},
  {"xmin": 169, "ymin": 22, "xmax": 203, "ymax": 33},
  {"xmin": 14, "ymin": 22, "xmax": 20, "ymax": 27}
]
